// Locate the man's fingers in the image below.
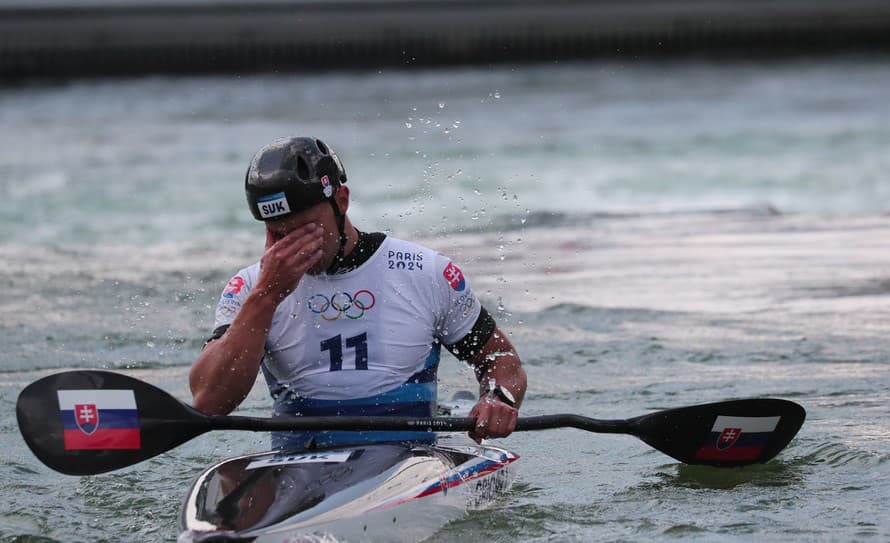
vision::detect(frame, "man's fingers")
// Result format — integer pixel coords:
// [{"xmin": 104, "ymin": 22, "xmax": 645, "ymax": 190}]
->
[
  {"xmin": 468, "ymin": 399, "xmax": 518, "ymax": 442},
  {"xmin": 281, "ymin": 223, "xmax": 321, "ymax": 244},
  {"xmin": 267, "ymin": 222, "xmax": 322, "ymax": 249},
  {"xmin": 484, "ymin": 410, "xmax": 515, "ymax": 438},
  {"xmin": 257, "ymin": 224, "xmax": 326, "ymax": 300},
  {"xmin": 265, "ymin": 228, "xmax": 324, "ymax": 268}
]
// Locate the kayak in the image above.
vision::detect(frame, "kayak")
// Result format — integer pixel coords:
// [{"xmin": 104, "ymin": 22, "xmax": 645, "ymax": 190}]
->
[{"xmin": 178, "ymin": 436, "xmax": 518, "ymax": 543}]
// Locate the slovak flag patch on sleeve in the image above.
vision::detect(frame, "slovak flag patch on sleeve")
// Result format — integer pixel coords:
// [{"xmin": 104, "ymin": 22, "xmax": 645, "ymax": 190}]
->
[
  {"xmin": 57, "ymin": 390, "xmax": 141, "ymax": 450},
  {"xmin": 694, "ymin": 415, "xmax": 780, "ymax": 462},
  {"xmin": 442, "ymin": 262, "xmax": 466, "ymax": 291}
]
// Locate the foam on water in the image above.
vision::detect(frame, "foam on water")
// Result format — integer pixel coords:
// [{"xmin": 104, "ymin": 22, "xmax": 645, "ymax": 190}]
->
[{"xmin": 2, "ymin": 56, "xmax": 890, "ymax": 247}]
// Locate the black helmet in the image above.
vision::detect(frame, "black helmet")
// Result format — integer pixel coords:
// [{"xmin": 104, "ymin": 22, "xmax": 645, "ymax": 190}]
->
[{"xmin": 245, "ymin": 136, "xmax": 347, "ymax": 221}]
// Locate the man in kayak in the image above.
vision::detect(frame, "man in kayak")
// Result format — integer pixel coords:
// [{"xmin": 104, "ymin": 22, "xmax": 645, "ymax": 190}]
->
[{"xmin": 190, "ymin": 136, "xmax": 527, "ymax": 449}]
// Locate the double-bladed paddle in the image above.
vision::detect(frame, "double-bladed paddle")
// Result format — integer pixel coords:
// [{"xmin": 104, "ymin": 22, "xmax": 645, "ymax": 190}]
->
[{"xmin": 17, "ymin": 370, "xmax": 805, "ymax": 475}]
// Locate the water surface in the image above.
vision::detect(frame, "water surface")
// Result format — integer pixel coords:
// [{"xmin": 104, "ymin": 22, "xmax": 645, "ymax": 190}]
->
[{"xmin": 2, "ymin": 56, "xmax": 889, "ymax": 542}]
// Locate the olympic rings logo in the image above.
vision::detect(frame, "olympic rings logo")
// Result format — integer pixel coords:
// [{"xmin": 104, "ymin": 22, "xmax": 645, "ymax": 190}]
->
[{"xmin": 307, "ymin": 290, "xmax": 376, "ymax": 320}]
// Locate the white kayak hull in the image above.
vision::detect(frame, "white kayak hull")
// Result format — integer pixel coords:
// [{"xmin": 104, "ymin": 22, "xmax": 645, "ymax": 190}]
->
[{"xmin": 179, "ymin": 436, "xmax": 518, "ymax": 543}]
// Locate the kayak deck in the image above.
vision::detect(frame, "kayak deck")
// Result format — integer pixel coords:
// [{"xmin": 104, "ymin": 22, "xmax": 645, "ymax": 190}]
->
[{"xmin": 179, "ymin": 436, "xmax": 518, "ymax": 543}]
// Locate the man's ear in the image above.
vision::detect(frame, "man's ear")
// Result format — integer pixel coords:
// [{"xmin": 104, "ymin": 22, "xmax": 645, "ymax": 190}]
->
[{"xmin": 334, "ymin": 185, "xmax": 350, "ymax": 213}]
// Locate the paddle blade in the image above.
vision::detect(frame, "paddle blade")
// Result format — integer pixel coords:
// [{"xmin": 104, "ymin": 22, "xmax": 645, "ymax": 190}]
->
[
  {"xmin": 629, "ymin": 398, "xmax": 805, "ymax": 467},
  {"xmin": 16, "ymin": 370, "xmax": 211, "ymax": 475}
]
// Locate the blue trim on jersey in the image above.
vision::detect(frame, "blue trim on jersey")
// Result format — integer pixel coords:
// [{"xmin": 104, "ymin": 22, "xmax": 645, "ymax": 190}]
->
[
  {"xmin": 405, "ymin": 347, "xmax": 439, "ymax": 384},
  {"xmin": 277, "ymin": 395, "xmax": 435, "ymax": 416},
  {"xmin": 268, "ymin": 344, "xmax": 443, "ymax": 450},
  {"xmin": 272, "ymin": 430, "xmax": 436, "ymax": 450}
]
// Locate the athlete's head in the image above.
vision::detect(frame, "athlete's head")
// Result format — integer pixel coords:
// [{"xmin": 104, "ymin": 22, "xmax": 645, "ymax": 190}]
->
[
  {"xmin": 245, "ymin": 136, "xmax": 347, "ymax": 221},
  {"xmin": 246, "ymin": 136, "xmax": 351, "ymax": 274}
]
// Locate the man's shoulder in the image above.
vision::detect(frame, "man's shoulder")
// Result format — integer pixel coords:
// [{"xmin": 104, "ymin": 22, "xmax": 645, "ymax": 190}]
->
[
  {"xmin": 379, "ymin": 237, "xmax": 476, "ymax": 299},
  {"xmin": 227, "ymin": 262, "xmax": 261, "ymax": 285}
]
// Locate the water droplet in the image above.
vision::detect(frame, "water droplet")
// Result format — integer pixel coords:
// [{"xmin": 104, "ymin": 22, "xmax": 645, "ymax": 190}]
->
[
  {"xmin": 438, "ymin": 102, "xmax": 445, "ymax": 109},
  {"xmin": 405, "ymin": 122, "xmax": 413, "ymax": 128}
]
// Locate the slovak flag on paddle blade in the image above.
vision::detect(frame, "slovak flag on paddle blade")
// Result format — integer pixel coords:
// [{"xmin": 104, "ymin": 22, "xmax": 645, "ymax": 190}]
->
[
  {"xmin": 693, "ymin": 415, "xmax": 780, "ymax": 462},
  {"xmin": 58, "ymin": 390, "xmax": 141, "ymax": 450}
]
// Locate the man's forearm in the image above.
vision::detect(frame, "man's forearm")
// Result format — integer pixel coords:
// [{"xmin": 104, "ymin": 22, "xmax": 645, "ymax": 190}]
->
[
  {"xmin": 473, "ymin": 326, "xmax": 527, "ymax": 408},
  {"xmin": 189, "ymin": 293, "xmax": 278, "ymax": 415},
  {"xmin": 482, "ymin": 355, "xmax": 527, "ymax": 408}
]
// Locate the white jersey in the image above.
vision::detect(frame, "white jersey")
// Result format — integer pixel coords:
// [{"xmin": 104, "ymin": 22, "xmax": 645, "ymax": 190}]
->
[{"xmin": 212, "ymin": 236, "xmax": 482, "ymax": 447}]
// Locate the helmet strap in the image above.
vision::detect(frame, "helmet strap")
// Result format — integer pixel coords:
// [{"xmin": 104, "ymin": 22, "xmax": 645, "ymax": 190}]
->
[{"xmin": 325, "ymin": 198, "xmax": 348, "ymax": 274}]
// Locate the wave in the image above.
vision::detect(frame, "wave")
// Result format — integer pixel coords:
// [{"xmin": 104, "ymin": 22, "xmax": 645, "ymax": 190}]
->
[
  {"xmin": 798, "ymin": 442, "xmax": 890, "ymax": 468},
  {"xmin": 435, "ymin": 203, "xmax": 782, "ymax": 235}
]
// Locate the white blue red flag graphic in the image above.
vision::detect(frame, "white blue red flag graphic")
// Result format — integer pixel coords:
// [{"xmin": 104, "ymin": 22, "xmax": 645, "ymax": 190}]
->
[
  {"xmin": 694, "ymin": 415, "xmax": 779, "ymax": 462},
  {"xmin": 57, "ymin": 390, "xmax": 141, "ymax": 450},
  {"xmin": 223, "ymin": 277, "xmax": 244, "ymax": 298},
  {"xmin": 443, "ymin": 262, "xmax": 466, "ymax": 291}
]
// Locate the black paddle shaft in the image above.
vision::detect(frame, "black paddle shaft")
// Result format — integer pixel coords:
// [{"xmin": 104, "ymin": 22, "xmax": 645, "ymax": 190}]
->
[
  {"xmin": 217, "ymin": 401, "xmax": 804, "ymax": 468},
  {"xmin": 210, "ymin": 414, "xmax": 631, "ymax": 433}
]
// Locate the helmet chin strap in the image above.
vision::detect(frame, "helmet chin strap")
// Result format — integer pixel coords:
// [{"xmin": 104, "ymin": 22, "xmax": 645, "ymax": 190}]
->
[{"xmin": 325, "ymin": 198, "xmax": 348, "ymax": 274}]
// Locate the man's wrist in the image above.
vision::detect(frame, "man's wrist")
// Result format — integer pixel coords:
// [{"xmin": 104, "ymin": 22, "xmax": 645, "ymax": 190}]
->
[{"xmin": 485, "ymin": 379, "xmax": 517, "ymax": 408}]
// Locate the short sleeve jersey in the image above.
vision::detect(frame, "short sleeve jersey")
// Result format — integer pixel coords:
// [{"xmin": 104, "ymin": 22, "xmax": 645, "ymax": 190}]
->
[{"xmin": 212, "ymin": 236, "xmax": 482, "ymax": 440}]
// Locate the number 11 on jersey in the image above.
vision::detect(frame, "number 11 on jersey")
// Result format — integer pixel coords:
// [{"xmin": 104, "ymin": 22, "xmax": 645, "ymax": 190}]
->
[{"xmin": 320, "ymin": 333, "xmax": 369, "ymax": 371}]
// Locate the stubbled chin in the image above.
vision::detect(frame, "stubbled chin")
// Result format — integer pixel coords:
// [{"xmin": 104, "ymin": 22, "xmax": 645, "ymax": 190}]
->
[{"xmin": 307, "ymin": 260, "xmax": 328, "ymax": 276}]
